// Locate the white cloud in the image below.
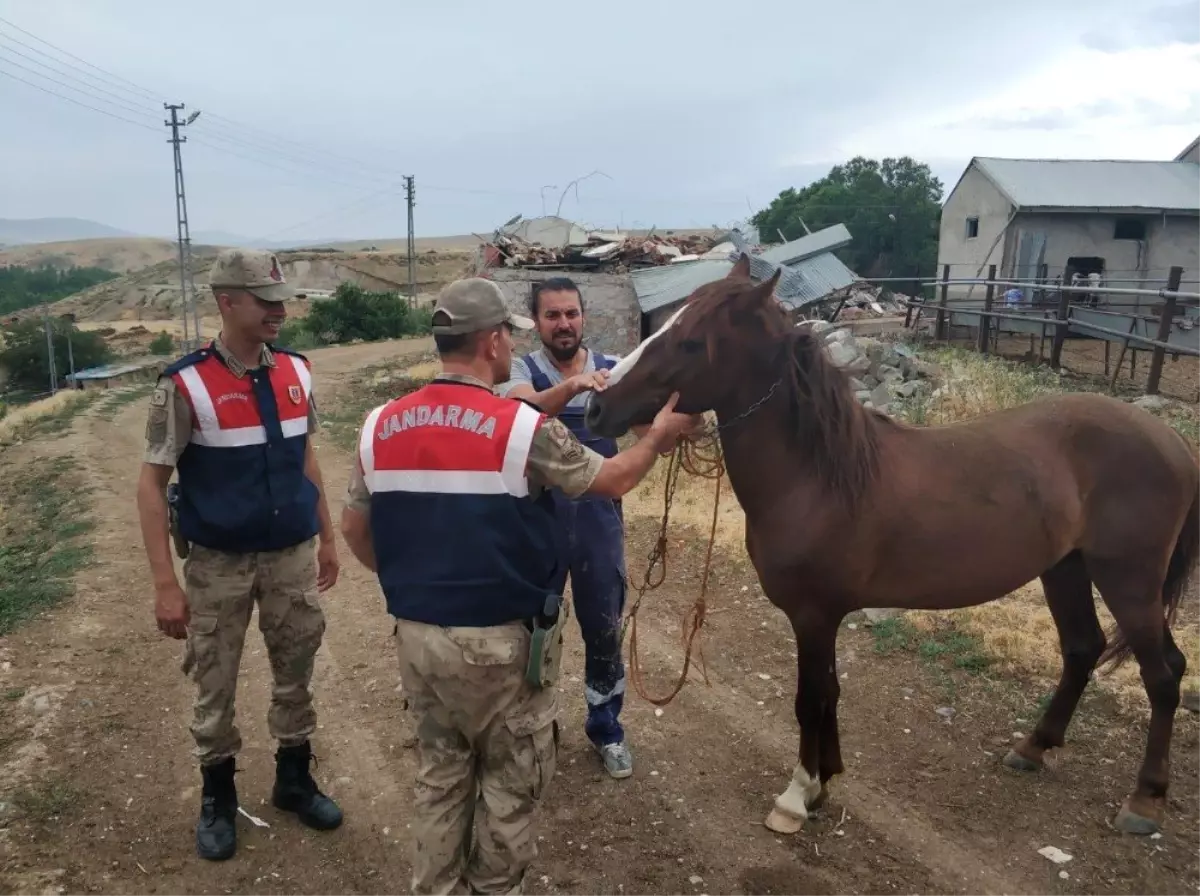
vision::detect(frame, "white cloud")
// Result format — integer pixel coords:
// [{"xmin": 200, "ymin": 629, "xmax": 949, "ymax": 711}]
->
[{"xmin": 837, "ymin": 43, "xmax": 1200, "ymax": 164}]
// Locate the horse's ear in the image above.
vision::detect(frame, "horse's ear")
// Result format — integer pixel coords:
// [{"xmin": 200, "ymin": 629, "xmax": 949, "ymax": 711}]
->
[
  {"xmin": 726, "ymin": 253, "xmax": 751, "ymax": 280},
  {"xmin": 750, "ymin": 267, "xmax": 781, "ymax": 304}
]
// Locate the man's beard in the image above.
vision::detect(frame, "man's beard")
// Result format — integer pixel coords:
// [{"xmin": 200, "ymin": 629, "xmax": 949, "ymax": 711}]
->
[{"xmin": 545, "ymin": 334, "xmax": 582, "ymax": 363}]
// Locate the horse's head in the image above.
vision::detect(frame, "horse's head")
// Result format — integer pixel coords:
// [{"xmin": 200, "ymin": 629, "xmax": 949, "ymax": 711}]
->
[{"xmin": 586, "ymin": 254, "xmax": 789, "ymax": 438}]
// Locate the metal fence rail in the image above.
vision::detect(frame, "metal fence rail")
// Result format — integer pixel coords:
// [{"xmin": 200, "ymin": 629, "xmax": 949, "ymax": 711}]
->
[{"xmin": 858, "ymin": 265, "xmax": 1198, "ymax": 400}]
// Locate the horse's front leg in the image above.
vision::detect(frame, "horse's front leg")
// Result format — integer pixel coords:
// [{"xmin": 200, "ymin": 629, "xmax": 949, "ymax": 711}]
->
[{"xmin": 765, "ymin": 613, "xmax": 837, "ymax": 834}]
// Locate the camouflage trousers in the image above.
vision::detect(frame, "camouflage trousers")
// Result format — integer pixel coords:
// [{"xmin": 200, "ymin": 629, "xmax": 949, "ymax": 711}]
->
[
  {"xmin": 180, "ymin": 539, "xmax": 326, "ymax": 765},
  {"xmin": 394, "ymin": 619, "xmax": 559, "ymax": 896}
]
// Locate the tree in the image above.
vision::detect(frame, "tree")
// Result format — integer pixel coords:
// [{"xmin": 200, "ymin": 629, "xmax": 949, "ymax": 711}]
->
[
  {"xmin": 751, "ymin": 156, "xmax": 944, "ymax": 282},
  {"xmin": 0, "ymin": 318, "xmax": 113, "ymax": 391},
  {"xmin": 280, "ymin": 282, "xmax": 432, "ymax": 348},
  {"xmin": 0, "ymin": 264, "xmax": 118, "ymax": 316}
]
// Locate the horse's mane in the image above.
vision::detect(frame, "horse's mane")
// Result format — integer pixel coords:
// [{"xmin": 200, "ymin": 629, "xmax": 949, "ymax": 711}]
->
[
  {"xmin": 782, "ymin": 323, "xmax": 890, "ymax": 506},
  {"xmin": 682, "ymin": 279, "xmax": 889, "ymax": 507}
]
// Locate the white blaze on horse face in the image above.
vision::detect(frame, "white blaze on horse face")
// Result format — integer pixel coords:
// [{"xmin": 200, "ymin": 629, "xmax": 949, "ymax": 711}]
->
[{"xmin": 606, "ymin": 303, "xmax": 691, "ymax": 387}]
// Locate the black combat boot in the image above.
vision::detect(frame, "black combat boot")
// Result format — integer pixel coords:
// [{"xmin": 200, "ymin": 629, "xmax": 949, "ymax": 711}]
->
[
  {"xmin": 271, "ymin": 741, "xmax": 343, "ymax": 830},
  {"xmin": 196, "ymin": 757, "xmax": 238, "ymax": 861}
]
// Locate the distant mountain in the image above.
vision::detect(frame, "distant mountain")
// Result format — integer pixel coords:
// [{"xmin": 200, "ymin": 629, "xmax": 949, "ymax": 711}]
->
[
  {"xmin": 0, "ymin": 217, "xmax": 136, "ymax": 246},
  {"xmin": 189, "ymin": 229, "xmax": 255, "ymax": 246}
]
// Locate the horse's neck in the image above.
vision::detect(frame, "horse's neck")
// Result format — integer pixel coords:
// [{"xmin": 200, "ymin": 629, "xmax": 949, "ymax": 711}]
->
[
  {"xmin": 714, "ymin": 386, "xmax": 817, "ymax": 518},
  {"xmin": 714, "ymin": 375, "xmax": 880, "ymax": 520}
]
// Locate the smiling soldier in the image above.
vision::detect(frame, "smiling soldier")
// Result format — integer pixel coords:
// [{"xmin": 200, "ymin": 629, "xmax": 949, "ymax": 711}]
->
[{"xmin": 135, "ymin": 248, "xmax": 343, "ymax": 861}]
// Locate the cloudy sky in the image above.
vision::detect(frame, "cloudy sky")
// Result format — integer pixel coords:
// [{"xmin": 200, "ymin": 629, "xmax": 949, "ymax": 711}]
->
[{"xmin": 1, "ymin": 0, "xmax": 1196, "ymax": 245}]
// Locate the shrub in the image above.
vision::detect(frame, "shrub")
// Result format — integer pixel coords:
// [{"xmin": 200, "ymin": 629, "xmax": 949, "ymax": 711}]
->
[
  {"xmin": 284, "ymin": 283, "xmax": 432, "ymax": 347},
  {"xmin": 148, "ymin": 332, "xmax": 174, "ymax": 354}
]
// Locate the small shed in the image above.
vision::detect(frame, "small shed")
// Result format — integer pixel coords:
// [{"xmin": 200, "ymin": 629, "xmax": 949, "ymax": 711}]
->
[{"xmin": 66, "ymin": 360, "xmax": 165, "ymax": 391}]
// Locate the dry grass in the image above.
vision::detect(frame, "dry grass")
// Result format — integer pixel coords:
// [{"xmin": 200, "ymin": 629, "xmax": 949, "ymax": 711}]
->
[
  {"xmin": 0, "ymin": 391, "xmax": 94, "ymax": 446},
  {"xmin": 619, "ymin": 345, "xmax": 1200, "ymax": 705}
]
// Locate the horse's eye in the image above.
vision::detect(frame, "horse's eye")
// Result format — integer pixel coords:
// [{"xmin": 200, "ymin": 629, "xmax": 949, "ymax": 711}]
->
[{"xmin": 680, "ymin": 339, "xmax": 705, "ymax": 354}]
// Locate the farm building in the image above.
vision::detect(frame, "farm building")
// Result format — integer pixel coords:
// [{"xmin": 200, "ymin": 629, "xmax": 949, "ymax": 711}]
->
[
  {"xmin": 66, "ymin": 359, "xmax": 165, "ymax": 391},
  {"xmin": 632, "ymin": 224, "xmax": 861, "ymax": 333},
  {"xmin": 937, "ymin": 137, "xmax": 1200, "ymax": 302}
]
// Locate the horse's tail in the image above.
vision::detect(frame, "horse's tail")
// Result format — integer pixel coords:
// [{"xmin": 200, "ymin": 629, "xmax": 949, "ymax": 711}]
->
[{"xmin": 1099, "ymin": 485, "xmax": 1200, "ymax": 672}]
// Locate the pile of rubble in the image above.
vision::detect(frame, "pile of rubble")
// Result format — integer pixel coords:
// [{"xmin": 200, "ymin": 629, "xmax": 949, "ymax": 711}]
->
[
  {"xmin": 809, "ymin": 320, "xmax": 938, "ymax": 414},
  {"xmin": 481, "ymin": 225, "xmax": 726, "ymax": 273},
  {"xmin": 827, "ymin": 283, "xmax": 911, "ymax": 320}
]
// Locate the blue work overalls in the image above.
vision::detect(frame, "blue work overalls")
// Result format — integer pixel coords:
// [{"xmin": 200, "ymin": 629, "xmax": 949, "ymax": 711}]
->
[{"xmin": 524, "ymin": 352, "xmax": 627, "ymax": 747}]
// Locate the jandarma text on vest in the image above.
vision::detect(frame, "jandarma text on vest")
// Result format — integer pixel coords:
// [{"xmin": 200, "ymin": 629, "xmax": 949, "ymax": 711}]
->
[{"xmin": 377, "ymin": 404, "xmax": 499, "ymax": 441}]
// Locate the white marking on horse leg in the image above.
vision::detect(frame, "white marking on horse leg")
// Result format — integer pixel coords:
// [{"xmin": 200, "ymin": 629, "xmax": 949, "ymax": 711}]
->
[
  {"xmin": 606, "ymin": 303, "xmax": 690, "ymax": 386},
  {"xmin": 764, "ymin": 762, "xmax": 822, "ymax": 834}
]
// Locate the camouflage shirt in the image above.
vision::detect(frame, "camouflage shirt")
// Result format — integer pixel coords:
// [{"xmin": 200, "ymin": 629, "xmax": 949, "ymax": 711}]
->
[
  {"xmin": 343, "ymin": 372, "xmax": 603, "ymax": 516},
  {"xmin": 143, "ymin": 336, "xmax": 319, "ymax": 468}
]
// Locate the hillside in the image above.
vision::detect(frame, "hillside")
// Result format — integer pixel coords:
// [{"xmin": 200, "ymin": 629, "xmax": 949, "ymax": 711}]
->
[
  {"xmin": 0, "ymin": 217, "xmax": 135, "ymax": 247},
  {"xmin": 15, "ymin": 248, "xmax": 473, "ymax": 328},
  {"xmin": 0, "ymin": 237, "xmax": 230, "ymax": 274}
]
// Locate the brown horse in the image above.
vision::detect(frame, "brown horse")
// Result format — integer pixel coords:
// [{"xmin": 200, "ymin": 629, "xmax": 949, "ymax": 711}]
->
[{"xmin": 586, "ymin": 254, "xmax": 1199, "ymax": 837}]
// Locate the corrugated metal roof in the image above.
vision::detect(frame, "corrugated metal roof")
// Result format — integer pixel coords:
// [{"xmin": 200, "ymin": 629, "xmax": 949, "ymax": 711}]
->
[
  {"xmin": 631, "ymin": 237, "xmax": 860, "ymax": 314},
  {"xmin": 974, "ymin": 157, "xmax": 1200, "ymax": 212},
  {"xmin": 759, "ymin": 224, "xmax": 852, "ymax": 265},
  {"xmin": 67, "ymin": 361, "xmax": 154, "ymax": 381}
]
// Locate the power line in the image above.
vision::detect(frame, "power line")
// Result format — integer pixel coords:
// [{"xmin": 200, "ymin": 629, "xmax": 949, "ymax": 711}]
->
[
  {"xmin": 0, "ymin": 33, "xmax": 160, "ymax": 117},
  {"xmin": 0, "ymin": 65, "xmax": 160, "ymax": 132},
  {"xmin": 0, "ymin": 13, "xmax": 161, "ymax": 101}
]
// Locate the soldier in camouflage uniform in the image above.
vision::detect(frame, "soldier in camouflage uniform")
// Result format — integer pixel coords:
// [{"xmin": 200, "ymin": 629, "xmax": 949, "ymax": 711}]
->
[
  {"xmin": 136, "ymin": 248, "xmax": 344, "ymax": 861},
  {"xmin": 340, "ymin": 278, "xmax": 696, "ymax": 895}
]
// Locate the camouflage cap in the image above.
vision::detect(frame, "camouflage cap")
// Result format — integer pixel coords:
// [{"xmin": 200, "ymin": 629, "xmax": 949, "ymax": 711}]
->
[
  {"xmin": 208, "ymin": 248, "xmax": 296, "ymax": 303},
  {"xmin": 432, "ymin": 278, "xmax": 534, "ymax": 335}
]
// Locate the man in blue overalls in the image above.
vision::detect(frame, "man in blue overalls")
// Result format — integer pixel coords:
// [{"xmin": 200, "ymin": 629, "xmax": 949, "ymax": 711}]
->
[{"xmin": 500, "ymin": 277, "xmax": 636, "ymax": 779}]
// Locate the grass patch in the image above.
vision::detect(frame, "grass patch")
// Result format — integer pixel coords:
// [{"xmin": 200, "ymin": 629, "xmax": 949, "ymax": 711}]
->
[
  {"xmin": 870, "ymin": 615, "xmax": 993, "ymax": 674},
  {"xmin": 11, "ymin": 778, "xmax": 83, "ymax": 822},
  {"xmin": 322, "ymin": 351, "xmax": 439, "ymax": 451},
  {"xmin": 4, "ymin": 688, "xmax": 24, "ymax": 702},
  {"xmin": 92, "ymin": 383, "xmax": 155, "ymax": 421},
  {"xmin": 0, "ymin": 457, "xmax": 94, "ymax": 634},
  {"xmin": 0, "ymin": 390, "xmax": 97, "ymax": 446}
]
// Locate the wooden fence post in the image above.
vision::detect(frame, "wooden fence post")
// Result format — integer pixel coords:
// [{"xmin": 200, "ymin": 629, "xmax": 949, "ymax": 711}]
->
[
  {"xmin": 1049, "ymin": 280, "xmax": 1072, "ymax": 368},
  {"xmin": 1037, "ymin": 262, "xmax": 1048, "ymax": 306},
  {"xmin": 977, "ymin": 264, "xmax": 996, "ymax": 354},
  {"xmin": 935, "ymin": 264, "xmax": 950, "ymax": 341},
  {"xmin": 1146, "ymin": 266, "xmax": 1184, "ymax": 395}
]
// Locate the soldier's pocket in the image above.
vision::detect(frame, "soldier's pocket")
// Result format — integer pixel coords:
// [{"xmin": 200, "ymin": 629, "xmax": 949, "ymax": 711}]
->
[
  {"xmin": 504, "ymin": 691, "xmax": 558, "ymax": 802},
  {"xmin": 180, "ymin": 615, "xmax": 219, "ymax": 679},
  {"xmin": 445, "ymin": 628, "xmax": 526, "ymax": 667}
]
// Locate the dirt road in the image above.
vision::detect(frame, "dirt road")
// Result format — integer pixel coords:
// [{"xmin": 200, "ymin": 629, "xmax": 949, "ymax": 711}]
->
[{"xmin": 0, "ymin": 337, "xmax": 1196, "ymax": 895}]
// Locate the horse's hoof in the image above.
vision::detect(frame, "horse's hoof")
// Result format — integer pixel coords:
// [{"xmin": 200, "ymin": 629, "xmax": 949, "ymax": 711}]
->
[
  {"xmin": 808, "ymin": 784, "xmax": 830, "ymax": 811},
  {"xmin": 1114, "ymin": 803, "xmax": 1162, "ymax": 836},
  {"xmin": 1002, "ymin": 749, "xmax": 1042, "ymax": 772},
  {"xmin": 764, "ymin": 807, "xmax": 805, "ymax": 834}
]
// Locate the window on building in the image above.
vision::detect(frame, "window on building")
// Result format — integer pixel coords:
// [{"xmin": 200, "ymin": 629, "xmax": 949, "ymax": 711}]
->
[
  {"xmin": 1113, "ymin": 218, "xmax": 1147, "ymax": 241},
  {"xmin": 965, "ymin": 217, "xmax": 979, "ymax": 239}
]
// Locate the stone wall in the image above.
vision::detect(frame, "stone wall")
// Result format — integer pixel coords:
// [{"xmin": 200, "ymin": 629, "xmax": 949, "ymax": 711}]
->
[{"xmin": 487, "ymin": 270, "xmax": 641, "ymax": 358}]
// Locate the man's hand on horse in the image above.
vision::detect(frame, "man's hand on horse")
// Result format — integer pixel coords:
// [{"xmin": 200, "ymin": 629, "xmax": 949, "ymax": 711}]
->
[{"xmin": 567, "ymin": 368, "xmax": 611, "ymax": 396}]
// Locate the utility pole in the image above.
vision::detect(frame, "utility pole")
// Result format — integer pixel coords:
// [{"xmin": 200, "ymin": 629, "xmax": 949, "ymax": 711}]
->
[
  {"xmin": 404, "ymin": 175, "xmax": 416, "ymax": 306},
  {"xmin": 165, "ymin": 103, "xmax": 201, "ymax": 350},
  {"xmin": 42, "ymin": 302, "xmax": 57, "ymax": 395}
]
